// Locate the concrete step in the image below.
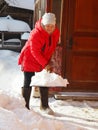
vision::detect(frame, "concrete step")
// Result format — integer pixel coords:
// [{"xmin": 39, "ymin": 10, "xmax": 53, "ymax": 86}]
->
[{"xmin": 54, "ymin": 92, "xmax": 98, "ymax": 100}]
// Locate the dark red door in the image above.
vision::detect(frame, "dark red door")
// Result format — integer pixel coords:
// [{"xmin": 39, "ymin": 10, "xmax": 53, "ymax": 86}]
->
[{"xmin": 63, "ymin": 0, "xmax": 98, "ymax": 91}]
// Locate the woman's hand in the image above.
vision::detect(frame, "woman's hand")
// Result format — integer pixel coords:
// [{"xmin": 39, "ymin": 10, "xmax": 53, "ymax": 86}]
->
[{"xmin": 45, "ymin": 61, "xmax": 53, "ymax": 72}]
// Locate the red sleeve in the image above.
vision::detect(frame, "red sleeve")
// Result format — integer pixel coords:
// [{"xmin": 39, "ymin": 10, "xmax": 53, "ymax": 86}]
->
[{"xmin": 29, "ymin": 31, "xmax": 48, "ymax": 67}]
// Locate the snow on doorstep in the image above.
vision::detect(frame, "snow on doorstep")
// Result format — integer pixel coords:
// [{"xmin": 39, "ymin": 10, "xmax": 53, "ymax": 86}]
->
[{"xmin": 31, "ymin": 69, "xmax": 69, "ymax": 87}]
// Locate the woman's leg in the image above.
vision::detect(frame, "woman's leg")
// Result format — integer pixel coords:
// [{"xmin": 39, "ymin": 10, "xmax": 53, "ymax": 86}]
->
[
  {"xmin": 22, "ymin": 72, "xmax": 35, "ymax": 109},
  {"xmin": 23, "ymin": 72, "xmax": 35, "ymax": 87},
  {"xmin": 39, "ymin": 87, "xmax": 49, "ymax": 109},
  {"xmin": 39, "ymin": 87, "xmax": 54, "ymax": 114}
]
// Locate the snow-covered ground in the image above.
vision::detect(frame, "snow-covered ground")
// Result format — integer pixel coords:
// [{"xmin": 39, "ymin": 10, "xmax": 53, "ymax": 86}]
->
[{"xmin": 0, "ymin": 49, "xmax": 98, "ymax": 130}]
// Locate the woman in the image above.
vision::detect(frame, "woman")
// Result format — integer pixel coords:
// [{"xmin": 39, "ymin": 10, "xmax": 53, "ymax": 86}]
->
[{"xmin": 18, "ymin": 13, "xmax": 60, "ymax": 114}]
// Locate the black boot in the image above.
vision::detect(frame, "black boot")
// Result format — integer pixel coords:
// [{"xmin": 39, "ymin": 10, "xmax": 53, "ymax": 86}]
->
[
  {"xmin": 22, "ymin": 87, "xmax": 32, "ymax": 109},
  {"xmin": 39, "ymin": 87, "xmax": 54, "ymax": 115},
  {"xmin": 39, "ymin": 87, "xmax": 49, "ymax": 109}
]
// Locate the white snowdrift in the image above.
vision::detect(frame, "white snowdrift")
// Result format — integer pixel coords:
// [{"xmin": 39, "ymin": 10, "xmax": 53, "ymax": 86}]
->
[
  {"xmin": 31, "ymin": 69, "xmax": 69, "ymax": 87},
  {"xmin": 0, "ymin": 50, "xmax": 98, "ymax": 130},
  {"xmin": 0, "ymin": 15, "xmax": 31, "ymax": 32},
  {"xmin": 5, "ymin": 0, "xmax": 35, "ymax": 10},
  {"xmin": 21, "ymin": 32, "xmax": 30, "ymax": 40}
]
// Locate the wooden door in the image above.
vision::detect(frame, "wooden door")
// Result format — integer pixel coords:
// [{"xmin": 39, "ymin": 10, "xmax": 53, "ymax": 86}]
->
[{"xmin": 63, "ymin": 0, "xmax": 98, "ymax": 91}]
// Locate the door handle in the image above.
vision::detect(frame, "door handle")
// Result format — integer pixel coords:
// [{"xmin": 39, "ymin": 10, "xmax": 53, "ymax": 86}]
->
[{"xmin": 67, "ymin": 37, "xmax": 73, "ymax": 49}]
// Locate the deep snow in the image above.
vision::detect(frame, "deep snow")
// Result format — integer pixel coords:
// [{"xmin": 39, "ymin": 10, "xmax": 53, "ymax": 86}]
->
[
  {"xmin": 0, "ymin": 1, "xmax": 98, "ymax": 129},
  {"xmin": 0, "ymin": 50, "xmax": 98, "ymax": 130}
]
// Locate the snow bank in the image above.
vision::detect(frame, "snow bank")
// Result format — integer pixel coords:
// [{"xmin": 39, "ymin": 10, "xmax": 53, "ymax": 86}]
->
[
  {"xmin": 21, "ymin": 32, "xmax": 30, "ymax": 40},
  {"xmin": 0, "ymin": 49, "xmax": 98, "ymax": 130},
  {"xmin": 4, "ymin": 0, "xmax": 35, "ymax": 10},
  {"xmin": 0, "ymin": 15, "xmax": 31, "ymax": 32}
]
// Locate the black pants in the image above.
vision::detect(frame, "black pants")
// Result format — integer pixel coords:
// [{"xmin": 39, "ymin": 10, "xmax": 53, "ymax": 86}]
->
[
  {"xmin": 23, "ymin": 71, "xmax": 49, "ymax": 108},
  {"xmin": 23, "ymin": 72, "xmax": 35, "ymax": 87}
]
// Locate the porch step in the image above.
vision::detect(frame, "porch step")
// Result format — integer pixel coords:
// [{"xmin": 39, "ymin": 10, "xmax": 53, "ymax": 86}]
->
[{"xmin": 54, "ymin": 92, "xmax": 98, "ymax": 100}]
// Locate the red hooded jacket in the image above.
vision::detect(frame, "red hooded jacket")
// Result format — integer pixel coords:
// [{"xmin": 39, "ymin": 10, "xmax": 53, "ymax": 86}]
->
[{"xmin": 18, "ymin": 19, "xmax": 60, "ymax": 72}]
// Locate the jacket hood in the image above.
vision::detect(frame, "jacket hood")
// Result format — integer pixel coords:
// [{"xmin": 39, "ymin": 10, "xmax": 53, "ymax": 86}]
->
[
  {"xmin": 35, "ymin": 19, "xmax": 49, "ymax": 36},
  {"xmin": 34, "ymin": 19, "xmax": 59, "ymax": 37}
]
